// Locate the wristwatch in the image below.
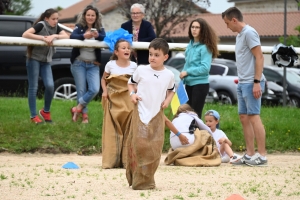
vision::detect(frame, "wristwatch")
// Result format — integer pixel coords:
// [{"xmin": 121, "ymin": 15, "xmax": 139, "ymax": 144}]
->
[{"xmin": 254, "ymin": 79, "xmax": 261, "ymax": 83}]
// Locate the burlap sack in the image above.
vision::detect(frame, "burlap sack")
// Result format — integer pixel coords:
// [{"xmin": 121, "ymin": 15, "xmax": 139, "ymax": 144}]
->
[
  {"xmin": 102, "ymin": 74, "xmax": 133, "ymax": 169},
  {"xmin": 126, "ymin": 107, "xmax": 164, "ymax": 190},
  {"xmin": 164, "ymin": 129, "xmax": 221, "ymax": 167}
]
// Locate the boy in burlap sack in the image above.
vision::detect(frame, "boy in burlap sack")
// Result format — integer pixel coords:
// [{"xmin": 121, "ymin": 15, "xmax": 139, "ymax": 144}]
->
[{"xmin": 127, "ymin": 38, "xmax": 175, "ymax": 190}]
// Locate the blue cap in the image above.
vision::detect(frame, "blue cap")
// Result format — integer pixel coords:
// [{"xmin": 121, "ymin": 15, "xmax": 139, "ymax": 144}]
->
[{"xmin": 205, "ymin": 110, "xmax": 220, "ymax": 120}]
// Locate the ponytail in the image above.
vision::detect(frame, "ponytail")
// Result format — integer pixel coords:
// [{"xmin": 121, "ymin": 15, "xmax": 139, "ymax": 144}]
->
[{"xmin": 27, "ymin": 8, "xmax": 58, "ymax": 58}]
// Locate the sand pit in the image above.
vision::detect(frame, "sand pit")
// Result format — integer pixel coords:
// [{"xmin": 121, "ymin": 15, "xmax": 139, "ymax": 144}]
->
[{"xmin": 0, "ymin": 152, "xmax": 299, "ymax": 200}]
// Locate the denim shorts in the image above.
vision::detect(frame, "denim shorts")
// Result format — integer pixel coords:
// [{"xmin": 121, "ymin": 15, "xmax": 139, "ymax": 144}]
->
[{"xmin": 237, "ymin": 81, "xmax": 265, "ymax": 115}]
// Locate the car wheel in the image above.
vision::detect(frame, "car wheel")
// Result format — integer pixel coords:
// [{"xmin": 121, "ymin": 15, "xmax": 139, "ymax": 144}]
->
[
  {"xmin": 289, "ymin": 96, "xmax": 300, "ymax": 108},
  {"xmin": 218, "ymin": 91, "xmax": 235, "ymax": 105},
  {"xmin": 53, "ymin": 77, "xmax": 77, "ymax": 100}
]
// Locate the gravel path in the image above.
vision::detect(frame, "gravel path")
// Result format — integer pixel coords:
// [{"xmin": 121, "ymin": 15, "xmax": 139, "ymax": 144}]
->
[{"xmin": 0, "ymin": 152, "xmax": 299, "ymax": 200}]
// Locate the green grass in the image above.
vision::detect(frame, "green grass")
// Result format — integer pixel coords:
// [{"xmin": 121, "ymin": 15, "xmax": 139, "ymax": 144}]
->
[
  {"xmin": 0, "ymin": 97, "xmax": 299, "ymax": 154},
  {"xmin": 0, "ymin": 98, "xmax": 103, "ymax": 154}
]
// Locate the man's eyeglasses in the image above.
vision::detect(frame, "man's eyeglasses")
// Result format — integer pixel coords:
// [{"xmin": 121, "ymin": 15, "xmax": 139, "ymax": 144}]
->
[
  {"xmin": 191, "ymin": 26, "xmax": 200, "ymax": 29},
  {"xmin": 131, "ymin": 12, "xmax": 143, "ymax": 15}
]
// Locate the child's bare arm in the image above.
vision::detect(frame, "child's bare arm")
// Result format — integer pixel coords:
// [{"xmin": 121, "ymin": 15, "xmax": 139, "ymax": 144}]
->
[
  {"xmin": 161, "ymin": 91, "xmax": 175, "ymax": 109},
  {"xmin": 164, "ymin": 115, "xmax": 189, "ymax": 145},
  {"xmin": 128, "ymin": 83, "xmax": 141, "ymax": 104},
  {"xmin": 128, "ymin": 83, "xmax": 135, "ymax": 93}
]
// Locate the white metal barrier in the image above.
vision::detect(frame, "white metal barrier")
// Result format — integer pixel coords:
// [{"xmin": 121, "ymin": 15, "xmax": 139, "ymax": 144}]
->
[{"xmin": 0, "ymin": 36, "xmax": 300, "ymax": 55}]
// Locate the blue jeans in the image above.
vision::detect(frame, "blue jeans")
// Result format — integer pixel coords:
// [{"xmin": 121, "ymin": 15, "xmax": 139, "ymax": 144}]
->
[
  {"xmin": 71, "ymin": 60, "xmax": 100, "ymax": 114},
  {"xmin": 237, "ymin": 81, "xmax": 265, "ymax": 115},
  {"xmin": 26, "ymin": 58, "xmax": 54, "ymax": 118}
]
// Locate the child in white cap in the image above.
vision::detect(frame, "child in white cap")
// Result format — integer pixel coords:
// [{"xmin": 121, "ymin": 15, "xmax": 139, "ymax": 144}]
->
[{"xmin": 204, "ymin": 110, "xmax": 241, "ymax": 163}]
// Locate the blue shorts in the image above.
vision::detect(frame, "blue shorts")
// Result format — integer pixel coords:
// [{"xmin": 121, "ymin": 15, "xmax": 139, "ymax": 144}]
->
[{"xmin": 237, "ymin": 81, "xmax": 265, "ymax": 115}]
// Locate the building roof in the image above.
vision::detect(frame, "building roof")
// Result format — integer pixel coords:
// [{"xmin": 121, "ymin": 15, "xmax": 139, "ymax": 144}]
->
[
  {"xmin": 59, "ymin": 0, "xmax": 300, "ymax": 39},
  {"xmin": 168, "ymin": 12, "xmax": 300, "ymax": 38},
  {"xmin": 228, "ymin": 0, "xmax": 263, "ymax": 2},
  {"xmin": 58, "ymin": 0, "xmax": 118, "ymax": 22},
  {"xmin": 58, "ymin": 0, "xmax": 208, "ymax": 23}
]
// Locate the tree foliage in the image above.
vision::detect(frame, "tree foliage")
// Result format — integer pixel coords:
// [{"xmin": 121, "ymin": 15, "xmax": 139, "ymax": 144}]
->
[
  {"xmin": 3, "ymin": 0, "xmax": 32, "ymax": 15},
  {"xmin": 279, "ymin": 25, "xmax": 300, "ymax": 47},
  {"xmin": 0, "ymin": 0, "xmax": 10, "ymax": 14},
  {"xmin": 117, "ymin": 0, "xmax": 210, "ymax": 38},
  {"xmin": 277, "ymin": 2, "xmax": 300, "ymax": 47},
  {"xmin": 55, "ymin": 6, "xmax": 63, "ymax": 12}
]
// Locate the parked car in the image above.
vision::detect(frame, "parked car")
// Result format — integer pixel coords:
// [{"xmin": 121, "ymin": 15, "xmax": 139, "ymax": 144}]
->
[
  {"xmin": 165, "ymin": 57, "xmax": 289, "ymax": 106},
  {"xmin": 262, "ymin": 81, "xmax": 290, "ymax": 106},
  {"xmin": 263, "ymin": 66, "xmax": 300, "ymax": 107},
  {"xmin": 165, "ymin": 57, "xmax": 239, "ymax": 104},
  {"xmin": 206, "ymin": 87, "xmax": 219, "ymax": 104},
  {"xmin": 290, "ymin": 69, "xmax": 300, "ymax": 76},
  {"xmin": 279, "ymin": 66, "xmax": 300, "ymax": 76},
  {"xmin": 211, "ymin": 59, "xmax": 290, "ymax": 106},
  {"xmin": 0, "ymin": 15, "xmax": 111, "ymax": 100},
  {"xmin": 207, "ymin": 60, "xmax": 287, "ymax": 106},
  {"xmin": 165, "ymin": 65, "xmax": 218, "ymax": 104}
]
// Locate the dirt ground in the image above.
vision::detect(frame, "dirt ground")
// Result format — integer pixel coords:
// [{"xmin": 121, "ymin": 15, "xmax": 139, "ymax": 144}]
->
[{"xmin": 0, "ymin": 152, "xmax": 299, "ymax": 200}]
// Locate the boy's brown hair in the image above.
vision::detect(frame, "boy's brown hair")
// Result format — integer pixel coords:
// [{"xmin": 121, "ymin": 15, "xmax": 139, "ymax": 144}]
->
[{"xmin": 148, "ymin": 38, "xmax": 169, "ymax": 55}]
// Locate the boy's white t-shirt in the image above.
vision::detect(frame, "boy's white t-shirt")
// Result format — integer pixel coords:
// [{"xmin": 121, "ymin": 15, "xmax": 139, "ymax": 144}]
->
[
  {"xmin": 212, "ymin": 129, "xmax": 228, "ymax": 155},
  {"xmin": 128, "ymin": 65, "xmax": 175, "ymax": 124},
  {"xmin": 104, "ymin": 60, "xmax": 137, "ymax": 75}
]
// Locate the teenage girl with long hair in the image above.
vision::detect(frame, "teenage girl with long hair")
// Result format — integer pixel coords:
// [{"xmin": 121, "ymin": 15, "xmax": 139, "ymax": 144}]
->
[
  {"xmin": 179, "ymin": 18, "xmax": 219, "ymax": 119},
  {"xmin": 22, "ymin": 8, "xmax": 69, "ymax": 124}
]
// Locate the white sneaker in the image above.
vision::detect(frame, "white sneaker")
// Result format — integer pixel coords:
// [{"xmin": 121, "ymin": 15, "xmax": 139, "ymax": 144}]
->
[
  {"xmin": 230, "ymin": 153, "xmax": 243, "ymax": 164},
  {"xmin": 222, "ymin": 155, "xmax": 230, "ymax": 163}
]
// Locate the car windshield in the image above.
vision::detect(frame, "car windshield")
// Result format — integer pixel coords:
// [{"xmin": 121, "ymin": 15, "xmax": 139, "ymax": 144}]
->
[{"xmin": 277, "ymin": 70, "xmax": 300, "ymax": 85}]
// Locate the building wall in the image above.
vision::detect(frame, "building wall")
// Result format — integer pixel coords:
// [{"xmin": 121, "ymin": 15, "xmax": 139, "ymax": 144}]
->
[
  {"xmin": 102, "ymin": 9, "xmax": 128, "ymax": 32},
  {"xmin": 235, "ymin": 0, "xmax": 299, "ymax": 13}
]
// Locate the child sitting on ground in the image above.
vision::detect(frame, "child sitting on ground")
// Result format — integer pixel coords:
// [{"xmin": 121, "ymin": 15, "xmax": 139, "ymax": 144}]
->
[
  {"xmin": 165, "ymin": 104, "xmax": 212, "ymax": 150},
  {"xmin": 204, "ymin": 110, "xmax": 241, "ymax": 163}
]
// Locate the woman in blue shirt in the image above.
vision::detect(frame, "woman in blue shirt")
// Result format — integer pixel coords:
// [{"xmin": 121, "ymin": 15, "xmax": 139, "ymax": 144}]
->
[{"xmin": 179, "ymin": 18, "xmax": 219, "ymax": 119}]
